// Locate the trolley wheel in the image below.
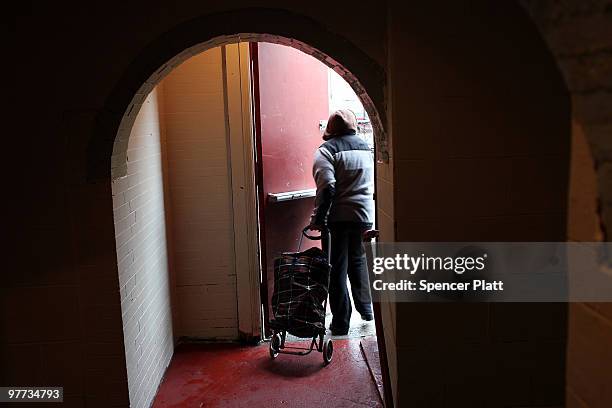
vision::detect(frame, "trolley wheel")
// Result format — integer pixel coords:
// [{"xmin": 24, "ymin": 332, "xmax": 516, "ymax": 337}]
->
[
  {"xmin": 322, "ymin": 338, "xmax": 333, "ymax": 365},
  {"xmin": 269, "ymin": 332, "xmax": 282, "ymax": 359}
]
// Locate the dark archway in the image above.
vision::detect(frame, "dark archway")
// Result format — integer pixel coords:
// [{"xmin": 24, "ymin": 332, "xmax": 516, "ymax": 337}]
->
[{"xmin": 89, "ymin": 8, "xmax": 387, "ymax": 181}]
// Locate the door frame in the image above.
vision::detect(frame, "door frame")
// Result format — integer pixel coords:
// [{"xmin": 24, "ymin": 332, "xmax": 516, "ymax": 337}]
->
[
  {"xmin": 248, "ymin": 42, "xmax": 272, "ymax": 337},
  {"xmin": 247, "ymin": 42, "xmax": 274, "ymax": 337},
  {"xmin": 224, "ymin": 42, "xmax": 263, "ymax": 341}
]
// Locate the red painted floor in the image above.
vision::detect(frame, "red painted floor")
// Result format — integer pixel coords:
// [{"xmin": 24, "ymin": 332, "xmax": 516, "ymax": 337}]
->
[{"xmin": 152, "ymin": 339, "xmax": 383, "ymax": 408}]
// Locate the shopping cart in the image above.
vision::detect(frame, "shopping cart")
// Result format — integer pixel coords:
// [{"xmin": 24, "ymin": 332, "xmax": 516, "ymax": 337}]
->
[{"xmin": 268, "ymin": 226, "xmax": 333, "ymax": 365}]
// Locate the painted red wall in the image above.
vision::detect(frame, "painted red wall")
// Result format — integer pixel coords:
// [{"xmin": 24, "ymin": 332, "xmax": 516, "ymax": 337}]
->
[{"xmin": 256, "ymin": 42, "xmax": 329, "ymax": 324}]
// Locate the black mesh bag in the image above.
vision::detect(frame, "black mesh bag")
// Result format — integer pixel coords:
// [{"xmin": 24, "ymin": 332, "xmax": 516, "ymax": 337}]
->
[{"xmin": 270, "ymin": 246, "xmax": 330, "ymax": 338}]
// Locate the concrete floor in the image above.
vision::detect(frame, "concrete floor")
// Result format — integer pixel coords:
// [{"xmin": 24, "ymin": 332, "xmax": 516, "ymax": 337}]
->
[
  {"xmin": 327, "ymin": 307, "xmax": 377, "ymax": 339},
  {"xmin": 152, "ymin": 340, "xmax": 382, "ymax": 407}
]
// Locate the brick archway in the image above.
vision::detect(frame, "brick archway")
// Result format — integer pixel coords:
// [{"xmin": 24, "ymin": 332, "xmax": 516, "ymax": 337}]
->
[{"xmin": 88, "ymin": 8, "xmax": 387, "ymax": 181}]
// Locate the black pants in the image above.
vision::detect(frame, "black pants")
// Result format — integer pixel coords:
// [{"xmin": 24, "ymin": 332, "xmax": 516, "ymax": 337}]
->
[{"xmin": 323, "ymin": 222, "xmax": 373, "ymax": 331}]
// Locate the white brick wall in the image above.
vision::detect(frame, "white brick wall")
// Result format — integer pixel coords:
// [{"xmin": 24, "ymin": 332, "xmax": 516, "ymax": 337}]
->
[
  {"xmin": 110, "ymin": 46, "xmax": 260, "ymax": 407},
  {"xmin": 112, "ymin": 86, "xmax": 174, "ymax": 408}
]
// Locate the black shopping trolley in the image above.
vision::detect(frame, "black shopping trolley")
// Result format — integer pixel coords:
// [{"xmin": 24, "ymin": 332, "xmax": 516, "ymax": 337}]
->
[{"xmin": 268, "ymin": 226, "xmax": 333, "ymax": 365}]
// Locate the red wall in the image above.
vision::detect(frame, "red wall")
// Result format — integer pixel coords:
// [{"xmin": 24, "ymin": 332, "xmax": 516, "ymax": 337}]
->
[{"xmin": 256, "ymin": 42, "xmax": 329, "ymax": 324}]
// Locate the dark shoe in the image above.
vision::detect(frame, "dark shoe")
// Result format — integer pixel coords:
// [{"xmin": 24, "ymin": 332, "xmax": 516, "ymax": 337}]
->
[
  {"xmin": 330, "ymin": 326, "xmax": 349, "ymax": 336},
  {"xmin": 361, "ymin": 313, "xmax": 374, "ymax": 321}
]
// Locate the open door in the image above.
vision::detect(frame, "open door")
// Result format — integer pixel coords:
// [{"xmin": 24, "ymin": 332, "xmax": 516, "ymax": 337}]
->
[{"xmin": 251, "ymin": 42, "xmax": 330, "ymax": 334}]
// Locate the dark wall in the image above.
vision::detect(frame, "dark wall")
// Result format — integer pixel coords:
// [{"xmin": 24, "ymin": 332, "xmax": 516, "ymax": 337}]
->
[
  {"xmin": 522, "ymin": 2, "xmax": 612, "ymax": 406},
  {"xmin": 388, "ymin": 1, "xmax": 569, "ymax": 406}
]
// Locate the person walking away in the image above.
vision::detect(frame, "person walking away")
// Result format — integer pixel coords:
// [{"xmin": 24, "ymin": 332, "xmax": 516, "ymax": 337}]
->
[{"xmin": 308, "ymin": 109, "xmax": 375, "ymax": 336}]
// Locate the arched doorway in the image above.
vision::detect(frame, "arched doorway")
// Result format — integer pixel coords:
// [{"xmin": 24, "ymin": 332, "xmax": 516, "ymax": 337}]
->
[{"xmin": 100, "ymin": 13, "xmax": 393, "ymax": 408}]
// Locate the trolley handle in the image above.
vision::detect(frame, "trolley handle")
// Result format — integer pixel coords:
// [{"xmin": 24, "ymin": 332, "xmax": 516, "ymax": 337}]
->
[
  {"xmin": 298, "ymin": 226, "xmax": 331, "ymax": 256},
  {"xmin": 302, "ymin": 227, "xmax": 324, "ymax": 240}
]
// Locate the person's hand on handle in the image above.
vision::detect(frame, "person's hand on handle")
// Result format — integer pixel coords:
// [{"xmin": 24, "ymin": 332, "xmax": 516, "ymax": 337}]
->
[{"xmin": 362, "ymin": 229, "xmax": 379, "ymax": 242}]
